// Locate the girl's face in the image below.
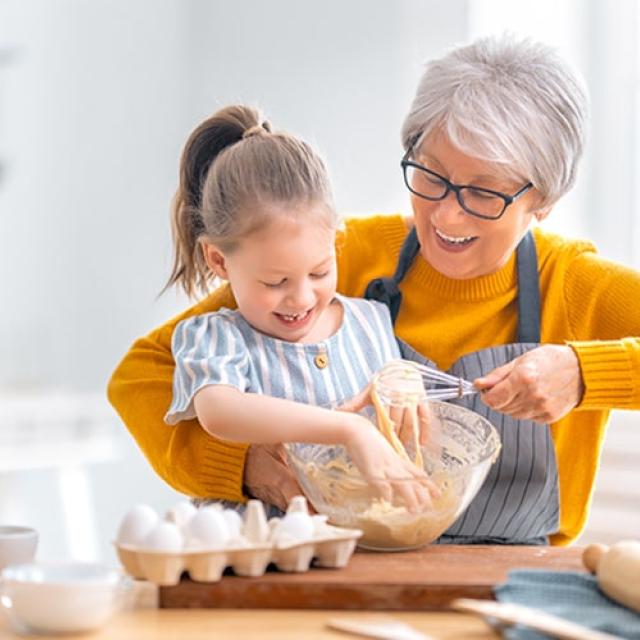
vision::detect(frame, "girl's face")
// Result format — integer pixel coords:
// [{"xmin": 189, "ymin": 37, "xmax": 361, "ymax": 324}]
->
[
  {"xmin": 204, "ymin": 204, "xmax": 338, "ymax": 343},
  {"xmin": 410, "ymin": 132, "xmax": 549, "ymax": 279}
]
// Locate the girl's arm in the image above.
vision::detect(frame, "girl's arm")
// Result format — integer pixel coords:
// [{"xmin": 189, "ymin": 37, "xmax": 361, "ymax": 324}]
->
[
  {"xmin": 194, "ymin": 385, "xmax": 365, "ymax": 445},
  {"xmin": 193, "ymin": 385, "xmax": 433, "ymax": 509}
]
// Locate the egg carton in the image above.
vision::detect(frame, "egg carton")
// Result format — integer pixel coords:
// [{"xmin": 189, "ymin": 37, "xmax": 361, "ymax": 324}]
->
[
  {"xmin": 116, "ymin": 527, "xmax": 360, "ymax": 586},
  {"xmin": 114, "ymin": 496, "xmax": 362, "ymax": 586}
]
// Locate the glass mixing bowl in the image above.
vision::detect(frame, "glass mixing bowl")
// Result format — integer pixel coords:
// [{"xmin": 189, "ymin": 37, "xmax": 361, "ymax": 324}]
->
[{"xmin": 286, "ymin": 401, "xmax": 500, "ymax": 551}]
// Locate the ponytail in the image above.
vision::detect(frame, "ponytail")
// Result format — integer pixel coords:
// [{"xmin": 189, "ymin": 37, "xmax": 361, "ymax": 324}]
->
[
  {"xmin": 164, "ymin": 106, "xmax": 266, "ymax": 297},
  {"xmin": 164, "ymin": 105, "xmax": 334, "ymax": 298}
]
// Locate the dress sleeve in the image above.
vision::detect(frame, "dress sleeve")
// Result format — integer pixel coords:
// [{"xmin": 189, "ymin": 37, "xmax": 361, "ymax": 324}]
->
[{"xmin": 166, "ymin": 313, "xmax": 251, "ymax": 425}]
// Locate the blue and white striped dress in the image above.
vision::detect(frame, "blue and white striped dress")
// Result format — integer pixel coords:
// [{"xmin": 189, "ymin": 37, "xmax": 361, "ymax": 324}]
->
[{"xmin": 165, "ymin": 294, "xmax": 400, "ymax": 424}]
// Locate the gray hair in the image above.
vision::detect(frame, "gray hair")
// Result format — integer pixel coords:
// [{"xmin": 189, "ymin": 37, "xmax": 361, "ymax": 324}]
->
[{"xmin": 401, "ymin": 34, "xmax": 589, "ymax": 206}]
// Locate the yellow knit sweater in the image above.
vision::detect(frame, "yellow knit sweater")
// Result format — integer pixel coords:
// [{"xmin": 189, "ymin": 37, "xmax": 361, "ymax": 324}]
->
[{"xmin": 108, "ymin": 214, "xmax": 640, "ymax": 545}]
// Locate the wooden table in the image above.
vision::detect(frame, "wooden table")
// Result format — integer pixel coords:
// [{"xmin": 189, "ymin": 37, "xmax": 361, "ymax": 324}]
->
[
  {"xmin": 161, "ymin": 544, "xmax": 585, "ymax": 609},
  {"xmin": 0, "ymin": 546, "xmax": 586, "ymax": 638},
  {"xmin": 0, "ymin": 588, "xmax": 500, "ymax": 640}
]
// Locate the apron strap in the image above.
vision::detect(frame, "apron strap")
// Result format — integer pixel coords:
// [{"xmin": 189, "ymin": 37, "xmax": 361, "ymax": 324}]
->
[
  {"xmin": 516, "ymin": 231, "xmax": 541, "ymax": 343},
  {"xmin": 363, "ymin": 227, "xmax": 419, "ymax": 324},
  {"xmin": 364, "ymin": 226, "xmax": 541, "ymax": 342}
]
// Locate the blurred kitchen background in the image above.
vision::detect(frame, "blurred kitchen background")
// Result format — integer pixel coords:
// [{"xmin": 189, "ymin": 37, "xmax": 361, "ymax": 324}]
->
[{"xmin": 0, "ymin": 0, "xmax": 638, "ymax": 563}]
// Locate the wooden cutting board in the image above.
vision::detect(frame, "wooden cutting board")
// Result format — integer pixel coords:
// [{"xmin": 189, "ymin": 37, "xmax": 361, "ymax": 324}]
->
[{"xmin": 159, "ymin": 545, "xmax": 585, "ymax": 610}]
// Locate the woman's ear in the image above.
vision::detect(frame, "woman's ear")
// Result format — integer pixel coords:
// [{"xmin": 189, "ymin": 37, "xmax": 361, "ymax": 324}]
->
[
  {"xmin": 534, "ymin": 205, "xmax": 552, "ymax": 222},
  {"xmin": 202, "ymin": 242, "xmax": 229, "ymax": 280}
]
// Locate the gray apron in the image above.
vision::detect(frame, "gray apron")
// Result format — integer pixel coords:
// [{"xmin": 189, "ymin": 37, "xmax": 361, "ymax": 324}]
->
[{"xmin": 364, "ymin": 228, "xmax": 560, "ymax": 545}]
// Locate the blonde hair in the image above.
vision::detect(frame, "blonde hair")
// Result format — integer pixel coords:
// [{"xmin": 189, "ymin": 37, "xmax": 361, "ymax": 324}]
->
[{"xmin": 166, "ymin": 105, "xmax": 336, "ymax": 298}]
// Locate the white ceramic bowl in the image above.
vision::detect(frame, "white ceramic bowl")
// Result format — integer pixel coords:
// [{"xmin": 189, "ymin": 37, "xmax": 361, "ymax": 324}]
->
[
  {"xmin": 0, "ymin": 526, "xmax": 38, "ymax": 570},
  {"xmin": 0, "ymin": 562, "xmax": 130, "ymax": 634}
]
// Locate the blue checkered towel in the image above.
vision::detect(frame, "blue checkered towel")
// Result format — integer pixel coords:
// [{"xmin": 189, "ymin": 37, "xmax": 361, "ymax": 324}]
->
[{"xmin": 494, "ymin": 570, "xmax": 640, "ymax": 639}]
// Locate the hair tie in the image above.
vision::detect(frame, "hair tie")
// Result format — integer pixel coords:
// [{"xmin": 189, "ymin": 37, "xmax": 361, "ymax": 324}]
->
[{"xmin": 242, "ymin": 121, "xmax": 271, "ymax": 140}]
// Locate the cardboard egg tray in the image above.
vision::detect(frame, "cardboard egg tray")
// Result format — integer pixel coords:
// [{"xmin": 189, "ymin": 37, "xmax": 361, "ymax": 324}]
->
[{"xmin": 116, "ymin": 526, "xmax": 362, "ymax": 586}]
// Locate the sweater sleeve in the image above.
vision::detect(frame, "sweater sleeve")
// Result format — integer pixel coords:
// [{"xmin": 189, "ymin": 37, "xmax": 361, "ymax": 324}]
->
[
  {"xmin": 106, "ymin": 284, "xmax": 250, "ymax": 501},
  {"xmin": 564, "ymin": 250, "xmax": 640, "ymax": 409}
]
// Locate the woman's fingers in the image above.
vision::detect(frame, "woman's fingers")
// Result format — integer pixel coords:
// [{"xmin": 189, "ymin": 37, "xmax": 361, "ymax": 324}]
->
[
  {"xmin": 244, "ymin": 443, "xmax": 303, "ymax": 511},
  {"xmin": 475, "ymin": 360, "xmax": 519, "ymax": 409},
  {"xmin": 390, "ymin": 404, "xmax": 407, "ymax": 438},
  {"xmin": 474, "ymin": 359, "xmax": 516, "ymax": 390},
  {"xmin": 475, "ymin": 345, "xmax": 584, "ymax": 423},
  {"xmin": 417, "ymin": 401, "xmax": 434, "ymax": 446},
  {"xmin": 337, "ymin": 384, "xmax": 371, "ymax": 413},
  {"xmin": 393, "ymin": 403, "xmax": 433, "ymax": 457}
]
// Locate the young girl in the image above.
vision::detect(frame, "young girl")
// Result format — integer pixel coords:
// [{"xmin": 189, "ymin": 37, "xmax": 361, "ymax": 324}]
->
[{"xmin": 162, "ymin": 105, "xmax": 431, "ymax": 511}]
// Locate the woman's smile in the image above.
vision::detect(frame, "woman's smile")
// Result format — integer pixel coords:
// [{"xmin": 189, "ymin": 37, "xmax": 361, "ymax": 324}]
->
[
  {"xmin": 434, "ymin": 226, "xmax": 478, "ymax": 252},
  {"xmin": 412, "ymin": 132, "xmax": 540, "ymax": 279}
]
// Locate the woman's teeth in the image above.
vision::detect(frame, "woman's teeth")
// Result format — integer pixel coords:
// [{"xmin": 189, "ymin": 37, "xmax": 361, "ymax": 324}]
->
[{"xmin": 435, "ymin": 229, "xmax": 476, "ymax": 245}]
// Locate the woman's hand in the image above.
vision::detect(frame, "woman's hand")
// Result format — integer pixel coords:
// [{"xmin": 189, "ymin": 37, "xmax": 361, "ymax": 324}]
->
[
  {"xmin": 243, "ymin": 443, "xmax": 304, "ymax": 511},
  {"xmin": 338, "ymin": 385, "xmax": 435, "ymax": 448},
  {"xmin": 474, "ymin": 345, "xmax": 584, "ymax": 423}
]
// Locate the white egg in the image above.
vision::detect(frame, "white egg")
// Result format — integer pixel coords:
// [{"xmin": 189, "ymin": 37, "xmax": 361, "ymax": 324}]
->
[
  {"xmin": 274, "ymin": 512, "xmax": 314, "ymax": 541},
  {"xmin": 141, "ymin": 522, "xmax": 184, "ymax": 551},
  {"xmin": 221, "ymin": 509, "xmax": 243, "ymax": 538},
  {"xmin": 165, "ymin": 501, "xmax": 198, "ymax": 528},
  {"xmin": 185, "ymin": 507, "xmax": 230, "ymax": 547},
  {"xmin": 117, "ymin": 504, "xmax": 160, "ymax": 546}
]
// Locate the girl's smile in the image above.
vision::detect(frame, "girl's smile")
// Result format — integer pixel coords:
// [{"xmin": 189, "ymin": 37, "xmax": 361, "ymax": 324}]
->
[
  {"xmin": 203, "ymin": 205, "xmax": 341, "ymax": 344},
  {"xmin": 273, "ymin": 307, "xmax": 315, "ymax": 330}
]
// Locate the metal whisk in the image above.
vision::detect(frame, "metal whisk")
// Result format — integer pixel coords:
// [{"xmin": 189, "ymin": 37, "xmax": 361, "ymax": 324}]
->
[{"xmin": 374, "ymin": 359, "xmax": 478, "ymax": 403}]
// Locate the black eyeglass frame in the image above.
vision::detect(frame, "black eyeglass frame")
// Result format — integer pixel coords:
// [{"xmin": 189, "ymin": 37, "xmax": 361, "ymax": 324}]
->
[{"xmin": 401, "ymin": 147, "xmax": 533, "ymax": 221}]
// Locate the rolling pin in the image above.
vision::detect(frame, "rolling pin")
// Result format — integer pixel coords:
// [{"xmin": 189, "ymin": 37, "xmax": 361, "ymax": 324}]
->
[{"xmin": 583, "ymin": 541, "xmax": 640, "ymax": 613}]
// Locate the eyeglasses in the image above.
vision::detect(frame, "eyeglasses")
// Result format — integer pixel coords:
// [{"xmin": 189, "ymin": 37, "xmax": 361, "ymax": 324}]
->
[{"xmin": 401, "ymin": 148, "xmax": 533, "ymax": 220}]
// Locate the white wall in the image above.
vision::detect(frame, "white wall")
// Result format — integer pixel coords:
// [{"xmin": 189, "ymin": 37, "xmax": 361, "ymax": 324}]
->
[
  {"xmin": 0, "ymin": 0, "xmax": 468, "ymax": 562},
  {"xmin": 468, "ymin": 0, "xmax": 640, "ymax": 265},
  {"xmin": 468, "ymin": 0, "xmax": 589, "ymax": 242},
  {"xmin": 0, "ymin": 0, "xmax": 468, "ymax": 394}
]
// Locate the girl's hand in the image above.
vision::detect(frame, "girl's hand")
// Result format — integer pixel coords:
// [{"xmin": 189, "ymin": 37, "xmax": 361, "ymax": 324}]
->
[
  {"xmin": 474, "ymin": 345, "xmax": 584, "ymax": 423},
  {"xmin": 344, "ymin": 415, "xmax": 438, "ymax": 511},
  {"xmin": 244, "ymin": 443, "xmax": 304, "ymax": 511}
]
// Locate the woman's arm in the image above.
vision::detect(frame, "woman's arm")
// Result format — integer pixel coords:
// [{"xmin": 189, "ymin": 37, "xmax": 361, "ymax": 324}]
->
[
  {"xmin": 477, "ymin": 249, "xmax": 640, "ymax": 421},
  {"xmin": 564, "ymin": 251, "xmax": 640, "ymax": 410},
  {"xmin": 107, "ymin": 284, "xmax": 251, "ymax": 500}
]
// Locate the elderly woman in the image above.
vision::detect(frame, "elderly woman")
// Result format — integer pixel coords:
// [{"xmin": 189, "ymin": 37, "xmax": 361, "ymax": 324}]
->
[{"xmin": 109, "ymin": 35, "xmax": 640, "ymax": 546}]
